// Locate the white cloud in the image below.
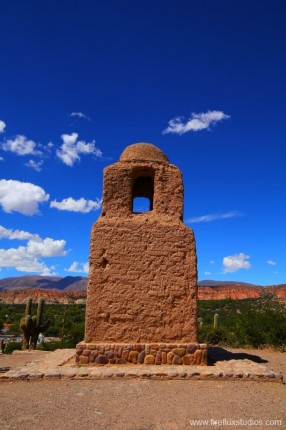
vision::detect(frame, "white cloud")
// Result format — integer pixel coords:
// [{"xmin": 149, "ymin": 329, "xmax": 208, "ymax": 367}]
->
[
  {"xmin": 0, "ymin": 225, "xmax": 39, "ymax": 241},
  {"xmin": 0, "ymin": 120, "xmax": 6, "ymax": 133},
  {"xmin": 65, "ymin": 261, "xmax": 89, "ymax": 273},
  {"xmin": 0, "ymin": 246, "xmax": 53, "ymax": 273},
  {"xmin": 0, "ymin": 156, "xmax": 3, "ymax": 161},
  {"xmin": 0, "ymin": 226, "xmax": 66, "ymax": 257},
  {"xmin": 267, "ymin": 260, "xmax": 277, "ymax": 266},
  {"xmin": 0, "ymin": 179, "xmax": 49, "ymax": 215},
  {"xmin": 204, "ymin": 271, "xmax": 211, "ymax": 275},
  {"xmin": 163, "ymin": 110, "xmax": 230, "ymax": 135},
  {"xmin": 56, "ymin": 132, "xmax": 102, "ymax": 166},
  {"xmin": 223, "ymin": 253, "xmax": 251, "ymax": 273},
  {"xmin": 70, "ymin": 112, "xmax": 90, "ymax": 120},
  {"xmin": 0, "ymin": 225, "xmax": 67, "ymax": 274},
  {"xmin": 26, "ymin": 237, "xmax": 66, "ymax": 257},
  {"xmin": 210, "ymin": 260, "xmax": 215, "ymax": 265},
  {"xmin": 187, "ymin": 211, "xmax": 241, "ymax": 223},
  {"xmin": 1, "ymin": 135, "xmax": 41, "ymax": 156},
  {"xmin": 50, "ymin": 197, "xmax": 102, "ymax": 213},
  {"xmin": 25, "ymin": 159, "xmax": 44, "ymax": 172}
]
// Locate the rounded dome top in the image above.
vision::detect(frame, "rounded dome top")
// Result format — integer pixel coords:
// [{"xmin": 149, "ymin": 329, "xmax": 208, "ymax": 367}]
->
[{"xmin": 120, "ymin": 142, "xmax": 169, "ymax": 163}]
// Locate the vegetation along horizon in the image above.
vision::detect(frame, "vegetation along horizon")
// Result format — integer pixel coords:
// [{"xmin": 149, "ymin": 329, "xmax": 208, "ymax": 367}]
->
[{"xmin": 1, "ymin": 294, "xmax": 285, "ymax": 354}]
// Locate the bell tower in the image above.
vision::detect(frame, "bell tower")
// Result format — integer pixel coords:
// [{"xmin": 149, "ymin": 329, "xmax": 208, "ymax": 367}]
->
[{"xmin": 77, "ymin": 143, "xmax": 207, "ymax": 366}]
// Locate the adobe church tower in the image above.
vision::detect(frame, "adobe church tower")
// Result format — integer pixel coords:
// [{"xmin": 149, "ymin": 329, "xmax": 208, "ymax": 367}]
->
[{"xmin": 77, "ymin": 143, "xmax": 206, "ymax": 366}]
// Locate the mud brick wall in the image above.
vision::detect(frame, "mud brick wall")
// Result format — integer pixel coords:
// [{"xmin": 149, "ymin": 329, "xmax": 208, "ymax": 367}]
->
[
  {"xmin": 84, "ymin": 142, "xmax": 198, "ymax": 345},
  {"xmin": 85, "ymin": 221, "xmax": 197, "ymax": 343}
]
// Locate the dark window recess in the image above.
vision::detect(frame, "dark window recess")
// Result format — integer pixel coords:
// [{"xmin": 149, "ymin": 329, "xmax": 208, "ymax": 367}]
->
[{"xmin": 132, "ymin": 176, "xmax": 154, "ymax": 213}]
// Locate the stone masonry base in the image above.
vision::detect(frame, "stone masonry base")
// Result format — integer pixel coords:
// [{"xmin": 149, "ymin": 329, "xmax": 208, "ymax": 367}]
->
[{"xmin": 76, "ymin": 342, "xmax": 208, "ymax": 366}]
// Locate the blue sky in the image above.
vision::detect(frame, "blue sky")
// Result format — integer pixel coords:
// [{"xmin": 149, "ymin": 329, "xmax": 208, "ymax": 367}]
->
[{"xmin": 0, "ymin": 0, "xmax": 285, "ymax": 285}]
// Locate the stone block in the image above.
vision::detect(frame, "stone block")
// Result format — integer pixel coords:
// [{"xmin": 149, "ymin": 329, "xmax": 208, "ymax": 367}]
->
[
  {"xmin": 193, "ymin": 350, "xmax": 203, "ymax": 365},
  {"xmin": 122, "ymin": 350, "xmax": 130, "ymax": 361},
  {"xmin": 201, "ymin": 349, "xmax": 208, "ymax": 365},
  {"xmin": 187, "ymin": 344, "xmax": 197, "ymax": 354},
  {"xmin": 144, "ymin": 354, "xmax": 155, "ymax": 365},
  {"xmin": 89, "ymin": 351, "xmax": 97, "ymax": 363},
  {"xmin": 172, "ymin": 355, "xmax": 182, "ymax": 365},
  {"xmin": 98, "ymin": 345, "xmax": 105, "ymax": 354},
  {"xmin": 172, "ymin": 347, "xmax": 186, "ymax": 357},
  {"xmin": 161, "ymin": 351, "xmax": 167, "ymax": 364},
  {"xmin": 182, "ymin": 355, "xmax": 191, "ymax": 365},
  {"xmin": 167, "ymin": 351, "xmax": 174, "ymax": 365},
  {"xmin": 79, "ymin": 356, "xmax": 89, "ymax": 365},
  {"xmin": 128, "ymin": 350, "xmax": 139, "ymax": 364},
  {"xmin": 95, "ymin": 355, "xmax": 109, "ymax": 365},
  {"xmin": 114, "ymin": 345, "xmax": 123, "ymax": 357},
  {"xmin": 105, "ymin": 350, "xmax": 114, "ymax": 360},
  {"xmin": 138, "ymin": 351, "xmax": 145, "ymax": 364},
  {"xmin": 87, "ymin": 344, "xmax": 96, "ymax": 350},
  {"xmin": 150, "ymin": 344, "xmax": 159, "ymax": 350},
  {"xmin": 155, "ymin": 351, "xmax": 162, "ymax": 365}
]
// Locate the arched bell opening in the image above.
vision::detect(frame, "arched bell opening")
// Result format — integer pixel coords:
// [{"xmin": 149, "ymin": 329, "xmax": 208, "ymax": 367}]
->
[{"xmin": 131, "ymin": 170, "xmax": 154, "ymax": 213}]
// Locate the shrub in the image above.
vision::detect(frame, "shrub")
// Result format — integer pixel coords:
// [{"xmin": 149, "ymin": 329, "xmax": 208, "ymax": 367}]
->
[
  {"xmin": 198, "ymin": 296, "xmax": 286, "ymax": 349},
  {"xmin": 38, "ymin": 338, "xmax": 75, "ymax": 351},
  {"xmin": 5, "ymin": 341, "xmax": 22, "ymax": 354}
]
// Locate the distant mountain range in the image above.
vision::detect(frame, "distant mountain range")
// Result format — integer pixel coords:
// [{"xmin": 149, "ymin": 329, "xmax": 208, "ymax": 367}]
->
[
  {"xmin": 0, "ymin": 275, "xmax": 285, "ymax": 304},
  {"xmin": 0, "ymin": 275, "xmax": 87, "ymax": 292},
  {"xmin": 0, "ymin": 275, "xmax": 264, "ymax": 292},
  {"xmin": 198, "ymin": 280, "xmax": 258, "ymax": 287}
]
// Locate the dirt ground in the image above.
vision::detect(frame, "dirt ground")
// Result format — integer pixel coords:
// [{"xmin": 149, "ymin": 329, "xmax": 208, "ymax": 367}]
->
[{"xmin": 0, "ymin": 348, "xmax": 285, "ymax": 430}]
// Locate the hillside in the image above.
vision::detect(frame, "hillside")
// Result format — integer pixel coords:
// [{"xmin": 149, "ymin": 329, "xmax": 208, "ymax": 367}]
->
[
  {"xmin": 198, "ymin": 284, "xmax": 262, "ymax": 300},
  {"xmin": 0, "ymin": 275, "xmax": 285, "ymax": 303},
  {"xmin": 0, "ymin": 275, "xmax": 87, "ymax": 292},
  {"xmin": 0, "ymin": 288, "xmax": 86, "ymax": 304}
]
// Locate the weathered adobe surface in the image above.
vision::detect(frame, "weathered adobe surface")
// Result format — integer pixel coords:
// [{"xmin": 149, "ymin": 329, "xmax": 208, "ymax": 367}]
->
[
  {"xmin": 85, "ymin": 142, "xmax": 198, "ymax": 344},
  {"xmin": 85, "ymin": 221, "xmax": 197, "ymax": 343}
]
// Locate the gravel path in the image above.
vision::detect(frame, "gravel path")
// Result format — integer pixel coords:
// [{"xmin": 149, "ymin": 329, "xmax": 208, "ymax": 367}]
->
[{"xmin": 0, "ymin": 348, "xmax": 285, "ymax": 430}]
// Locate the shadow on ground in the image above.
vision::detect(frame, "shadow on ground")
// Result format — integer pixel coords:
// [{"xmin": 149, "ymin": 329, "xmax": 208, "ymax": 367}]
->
[{"xmin": 207, "ymin": 346, "xmax": 268, "ymax": 365}]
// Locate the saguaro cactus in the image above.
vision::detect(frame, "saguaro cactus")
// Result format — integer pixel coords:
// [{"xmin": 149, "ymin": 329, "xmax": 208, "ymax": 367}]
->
[
  {"xmin": 214, "ymin": 313, "xmax": 220, "ymax": 330},
  {"xmin": 20, "ymin": 298, "xmax": 51, "ymax": 350}
]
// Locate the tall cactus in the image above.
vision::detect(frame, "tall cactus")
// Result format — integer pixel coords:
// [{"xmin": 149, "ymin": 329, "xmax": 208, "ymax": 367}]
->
[
  {"xmin": 20, "ymin": 298, "xmax": 32, "ymax": 350},
  {"xmin": 20, "ymin": 298, "xmax": 51, "ymax": 350},
  {"xmin": 214, "ymin": 313, "xmax": 220, "ymax": 330}
]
